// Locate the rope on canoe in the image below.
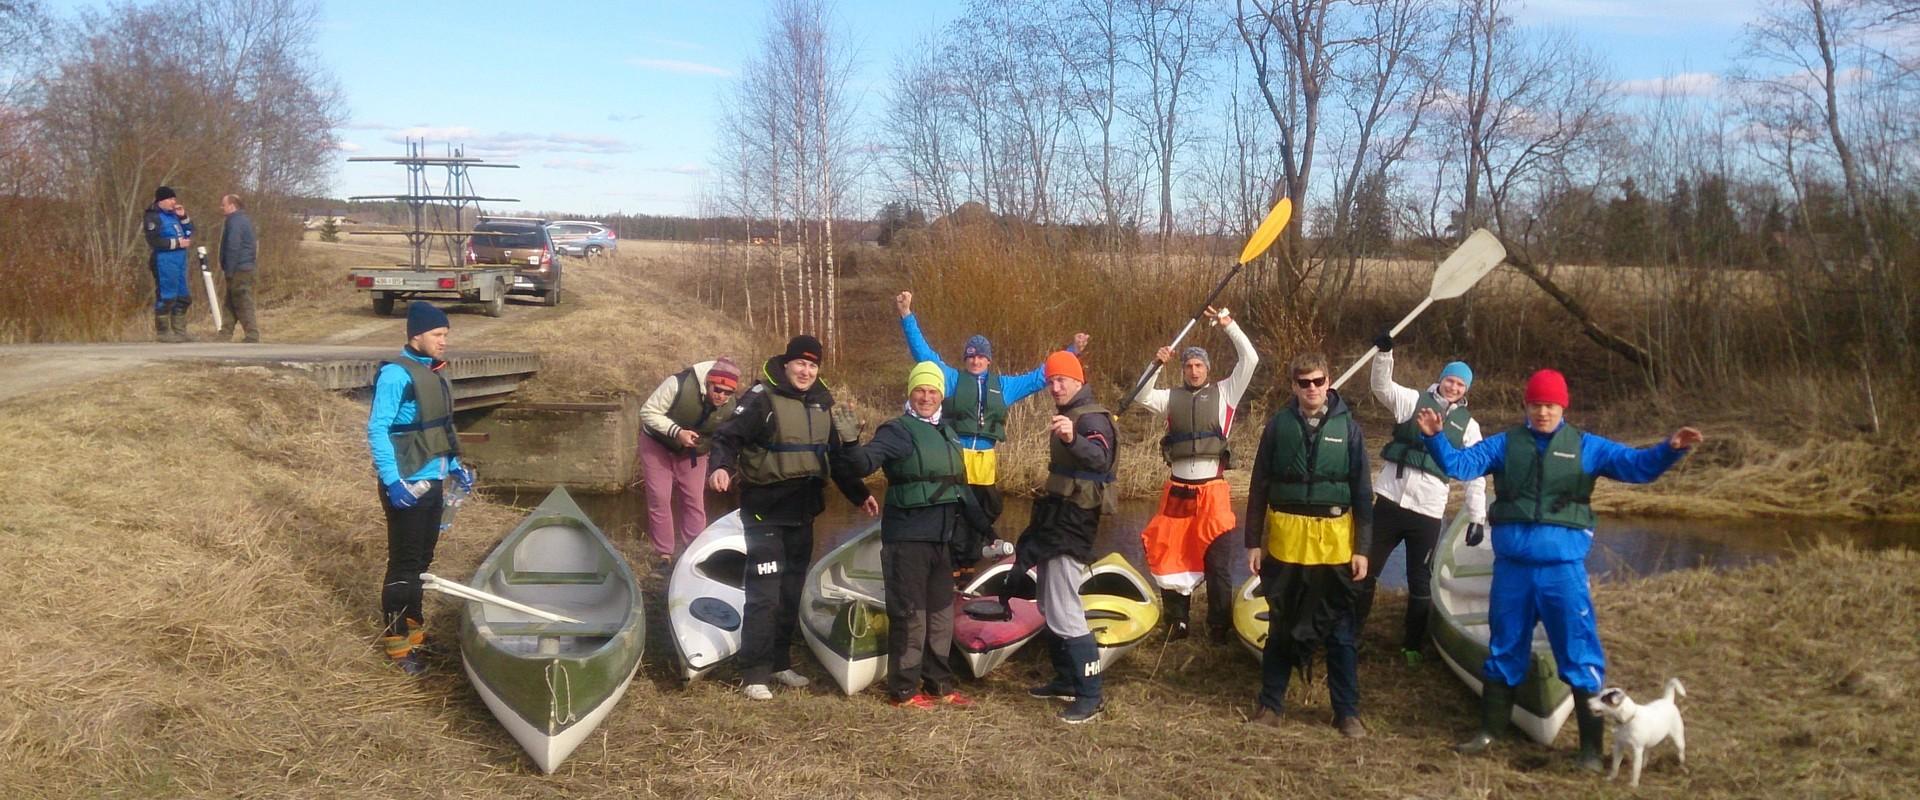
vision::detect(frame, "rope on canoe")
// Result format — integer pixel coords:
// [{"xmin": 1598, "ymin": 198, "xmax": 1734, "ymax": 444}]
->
[{"xmin": 546, "ymin": 660, "xmax": 578, "ymax": 727}]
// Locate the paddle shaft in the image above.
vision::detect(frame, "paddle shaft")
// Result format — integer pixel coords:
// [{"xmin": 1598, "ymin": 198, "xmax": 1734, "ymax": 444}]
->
[
  {"xmin": 1330, "ymin": 296, "xmax": 1433, "ymax": 391},
  {"xmin": 419, "ymin": 572, "xmax": 584, "ymax": 624},
  {"xmin": 1118, "ymin": 263, "xmax": 1241, "ymax": 413},
  {"xmin": 197, "ymin": 248, "xmax": 223, "ymax": 332}
]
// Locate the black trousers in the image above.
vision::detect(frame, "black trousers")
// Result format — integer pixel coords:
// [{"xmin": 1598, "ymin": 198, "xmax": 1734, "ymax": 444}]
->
[
  {"xmin": 1353, "ymin": 496, "xmax": 1444, "ymax": 651},
  {"xmin": 1164, "ymin": 534, "xmax": 1236, "ymax": 629},
  {"xmin": 950, "ymin": 483, "xmax": 1004, "ymax": 569},
  {"xmin": 1258, "ymin": 559, "xmax": 1359, "ymax": 718},
  {"xmin": 740, "ymin": 517, "xmax": 814, "ymax": 685},
  {"xmin": 223, "ymin": 268, "xmax": 259, "ymax": 337},
  {"xmin": 379, "ymin": 480, "xmax": 445, "ymax": 639},
  {"xmin": 881, "ymin": 540, "xmax": 956, "ymax": 699}
]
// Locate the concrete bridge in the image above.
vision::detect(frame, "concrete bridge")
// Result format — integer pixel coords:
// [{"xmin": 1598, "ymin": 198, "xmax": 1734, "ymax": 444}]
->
[{"xmin": 0, "ymin": 343, "xmax": 540, "ymax": 409}]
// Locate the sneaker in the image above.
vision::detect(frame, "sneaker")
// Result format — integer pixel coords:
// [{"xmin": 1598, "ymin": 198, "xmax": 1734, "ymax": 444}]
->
[
  {"xmin": 744, "ymin": 684, "xmax": 774, "ymax": 701},
  {"xmin": 1335, "ymin": 715, "xmax": 1369, "ymax": 739},
  {"xmin": 890, "ymin": 693, "xmax": 937, "ymax": 710},
  {"xmin": 939, "ymin": 691, "xmax": 976, "ymax": 708},
  {"xmin": 1166, "ymin": 620, "xmax": 1191, "ymax": 641},
  {"xmin": 771, "ymin": 669, "xmax": 811, "ymax": 688},
  {"xmin": 392, "ymin": 652, "xmax": 427, "ymax": 677},
  {"xmin": 1058, "ymin": 697, "xmax": 1105, "ymax": 724},
  {"xmin": 1027, "ymin": 683, "xmax": 1075, "ymax": 702},
  {"xmin": 1247, "ymin": 705, "xmax": 1283, "ymax": 728}
]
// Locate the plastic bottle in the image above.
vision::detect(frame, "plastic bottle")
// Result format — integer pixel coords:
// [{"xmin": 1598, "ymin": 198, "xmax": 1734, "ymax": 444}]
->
[{"xmin": 980, "ymin": 539, "xmax": 1014, "ymax": 559}]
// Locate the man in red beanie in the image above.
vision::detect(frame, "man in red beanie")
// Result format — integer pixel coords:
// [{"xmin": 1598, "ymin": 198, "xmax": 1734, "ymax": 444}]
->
[
  {"xmin": 1010, "ymin": 349, "xmax": 1119, "ymax": 724},
  {"xmin": 708, "ymin": 335, "xmax": 879, "ymax": 701},
  {"xmin": 1416, "ymin": 368, "xmax": 1704, "ymax": 772},
  {"xmin": 638, "ymin": 356, "xmax": 742, "ymax": 564}
]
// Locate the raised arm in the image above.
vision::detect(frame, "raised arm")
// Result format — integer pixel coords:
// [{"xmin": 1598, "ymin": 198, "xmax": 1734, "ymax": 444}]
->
[
  {"xmin": 1370, "ymin": 349, "xmax": 1420, "ymax": 423},
  {"xmin": 1214, "ymin": 313, "xmax": 1262, "ymax": 407},
  {"xmin": 1580, "ymin": 431, "xmax": 1692, "ymax": 484}
]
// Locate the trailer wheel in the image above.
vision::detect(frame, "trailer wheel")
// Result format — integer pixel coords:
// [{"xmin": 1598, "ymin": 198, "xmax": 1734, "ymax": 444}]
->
[
  {"xmin": 484, "ymin": 280, "xmax": 506, "ymax": 317},
  {"xmin": 372, "ymin": 293, "xmax": 395, "ymax": 316}
]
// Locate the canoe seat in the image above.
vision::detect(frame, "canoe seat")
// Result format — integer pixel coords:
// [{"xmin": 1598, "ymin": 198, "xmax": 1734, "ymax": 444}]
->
[
  {"xmin": 485, "ymin": 621, "xmax": 626, "ymax": 637},
  {"xmin": 1450, "ymin": 563, "xmax": 1495, "ymax": 579},
  {"xmin": 1454, "ymin": 612, "xmax": 1490, "ymax": 627},
  {"xmin": 505, "ymin": 570, "xmax": 608, "ymax": 585}
]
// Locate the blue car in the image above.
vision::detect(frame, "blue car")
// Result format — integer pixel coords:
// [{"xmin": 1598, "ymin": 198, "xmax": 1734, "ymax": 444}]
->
[{"xmin": 547, "ymin": 221, "xmax": 619, "ymax": 258}]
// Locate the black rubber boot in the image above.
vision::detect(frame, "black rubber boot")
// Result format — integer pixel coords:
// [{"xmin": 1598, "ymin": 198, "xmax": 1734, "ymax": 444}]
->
[
  {"xmin": 1058, "ymin": 634, "xmax": 1104, "ymax": 724},
  {"xmin": 1026, "ymin": 637, "xmax": 1075, "ymax": 701},
  {"xmin": 168, "ymin": 307, "xmax": 195, "ymax": 342},
  {"xmin": 1162, "ymin": 590, "xmax": 1191, "ymax": 640},
  {"xmin": 155, "ymin": 313, "xmax": 176, "ymax": 342},
  {"xmin": 1572, "ymin": 689, "xmax": 1605, "ymax": 773},
  {"xmin": 1455, "ymin": 680, "xmax": 1515, "ymax": 755}
]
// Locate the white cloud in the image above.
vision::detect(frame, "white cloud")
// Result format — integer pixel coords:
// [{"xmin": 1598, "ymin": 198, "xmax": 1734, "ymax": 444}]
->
[
  {"xmin": 336, "ymin": 141, "xmax": 364, "ymax": 153},
  {"xmin": 607, "ymin": 112, "xmax": 647, "ymax": 122},
  {"xmin": 649, "ymin": 163, "xmax": 708, "ymax": 176},
  {"xmin": 627, "ymin": 57, "xmax": 732, "ymax": 77},
  {"xmin": 1617, "ymin": 72, "xmax": 1721, "ymax": 97},
  {"xmin": 543, "ymin": 159, "xmax": 615, "ymax": 173},
  {"xmin": 379, "ymin": 128, "xmax": 634, "ymax": 158}
]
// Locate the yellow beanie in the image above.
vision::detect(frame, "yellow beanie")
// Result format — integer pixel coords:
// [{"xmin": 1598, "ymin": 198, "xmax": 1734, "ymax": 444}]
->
[{"xmin": 907, "ymin": 361, "xmax": 945, "ymax": 394}]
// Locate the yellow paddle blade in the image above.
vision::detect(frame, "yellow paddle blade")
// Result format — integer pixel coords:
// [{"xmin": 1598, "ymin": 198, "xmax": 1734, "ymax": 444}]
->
[{"xmin": 1237, "ymin": 197, "xmax": 1293, "ymax": 264}]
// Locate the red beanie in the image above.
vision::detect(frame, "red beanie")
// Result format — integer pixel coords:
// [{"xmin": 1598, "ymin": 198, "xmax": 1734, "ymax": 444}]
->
[
  {"xmin": 1044, "ymin": 350, "xmax": 1085, "ymax": 383},
  {"xmin": 1524, "ymin": 369, "xmax": 1570, "ymax": 408}
]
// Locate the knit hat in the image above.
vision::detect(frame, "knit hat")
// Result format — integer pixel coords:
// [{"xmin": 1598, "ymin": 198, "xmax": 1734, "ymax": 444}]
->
[
  {"xmin": 907, "ymin": 361, "xmax": 945, "ymax": 394},
  {"xmin": 1044, "ymin": 350, "xmax": 1084, "ymax": 383},
  {"xmin": 1180, "ymin": 346, "xmax": 1210, "ymax": 367},
  {"xmin": 780, "ymin": 334, "xmax": 823, "ymax": 365},
  {"xmin": 1524, "ymin": 368, "xmax": 1570, "ymax": 408},
  {"xmin": 707, "ymin": 356, "xmax": 741, "ymax": 390},
  {"xmin": 406, "ymin": 301, "xmax": 450, "ymax": 338},
  {"xmin": 963, "ymin": 334, "xmax": 993, "ymax": 361},
  {"xmin": 154, "ymin": 186, "xmax": 176, "ymax": 202},
  {"xmin": 1439, "ymin": 361, "xmax": 1474, "ymax": 389}
]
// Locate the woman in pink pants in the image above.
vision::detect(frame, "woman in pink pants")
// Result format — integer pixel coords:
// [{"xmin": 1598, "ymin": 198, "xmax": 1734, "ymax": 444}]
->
[{"xmin": 637, "ymin": 357, "xmax": 741, "ymax": 563}]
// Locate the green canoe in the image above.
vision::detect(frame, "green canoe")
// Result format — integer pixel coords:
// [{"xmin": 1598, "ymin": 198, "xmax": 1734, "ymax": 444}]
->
[
  {"xmin": 459, "ymin": 487, "xmax": 643, "ymax": 773},
  {"xmin": 1429, "ymin": 511, "xmax": 1573, "ymax": 745}
]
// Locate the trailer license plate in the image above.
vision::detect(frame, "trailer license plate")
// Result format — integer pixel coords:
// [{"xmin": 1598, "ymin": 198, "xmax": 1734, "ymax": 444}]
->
[
  {"xmin": 527, "ymin": 256, "xmax": 540, "ymax": 266},
  {"xmin": 373, "ymin": 277, "xmax": 406, "ymax": 287}
]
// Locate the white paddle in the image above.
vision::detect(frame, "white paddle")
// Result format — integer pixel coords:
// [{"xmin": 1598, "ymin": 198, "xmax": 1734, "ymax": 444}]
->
[
  {"xmin": 1330, "ymin": 229, "xmax": 1507, "ymax": 390},
  {"xmin": 419, "ymin": 572, "xmax": 584, "ymax": 624},
  {"xmin": 197, "ymin": 247, "xmax": 223, "ymax": 334}
]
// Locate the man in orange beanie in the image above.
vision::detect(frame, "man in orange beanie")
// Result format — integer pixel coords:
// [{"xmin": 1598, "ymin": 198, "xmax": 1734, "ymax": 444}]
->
[
  {"xmin": 1416, "ymin": 368, "xmax": 1704, "ymax": 772},
  {"xmin": 1011, "ymin": 349, "xmax": 1118, "ymax": 724}
]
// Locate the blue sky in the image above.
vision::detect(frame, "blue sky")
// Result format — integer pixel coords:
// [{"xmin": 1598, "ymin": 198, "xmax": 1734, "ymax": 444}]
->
[{"xmin": 44, "ymin": 0, "xmax": 1761, "ymax": 216}]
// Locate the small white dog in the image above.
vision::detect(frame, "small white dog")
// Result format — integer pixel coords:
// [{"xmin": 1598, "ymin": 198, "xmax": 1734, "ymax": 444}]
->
[{"xmin": 1588, "ymin": 678, "xmax": 1688, "ymax": 787}]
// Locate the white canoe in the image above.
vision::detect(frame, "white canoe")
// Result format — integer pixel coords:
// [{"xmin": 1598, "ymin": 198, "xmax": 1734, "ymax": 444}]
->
[{"xmin": 667, "ymin": 510, "xmax": 747, "ymax": 681}]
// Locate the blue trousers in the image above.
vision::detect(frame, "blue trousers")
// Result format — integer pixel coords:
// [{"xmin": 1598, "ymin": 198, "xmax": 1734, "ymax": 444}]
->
[
  {"xmin": 1483, "ymin": 559, "xmax": 1605, "ymax": 693},
  {"xmin": 151, "ymin": 256, "xmax": 191, "ymax": 313}
]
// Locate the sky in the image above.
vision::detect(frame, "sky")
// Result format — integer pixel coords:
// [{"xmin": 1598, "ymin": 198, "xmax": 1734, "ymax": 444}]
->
[{"xmin": 43, "ymin": 0, "xmax": 1766, "ymax": 216}]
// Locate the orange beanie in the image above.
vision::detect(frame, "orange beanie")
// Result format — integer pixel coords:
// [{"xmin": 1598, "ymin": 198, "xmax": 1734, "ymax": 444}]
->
[{"xmin": 1044, "ymin": 350, "xmax": 1084, "ymax": 383}]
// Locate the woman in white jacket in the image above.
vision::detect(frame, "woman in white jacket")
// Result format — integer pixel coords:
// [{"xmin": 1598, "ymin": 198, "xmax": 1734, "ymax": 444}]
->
[{"xmin": 1357, "ymin": 336, "xmax": 1487, "ymax": 664}]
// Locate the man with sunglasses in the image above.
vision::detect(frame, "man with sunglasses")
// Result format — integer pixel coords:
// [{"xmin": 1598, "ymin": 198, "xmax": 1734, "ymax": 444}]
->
[
  {"xmin": 1417, "ymin": 368, "xmax": 1702, "ymax": 771},
  {"xmin": 1355, "ymin": 336, "xmax": 1488, "ymax": 665},
  {"xmin": 1123, "ymin": 306, "xmax": 1258, "ymax": 643},
  {"xmin": 638, "ymin": 356, "xmax": 743, "ymax": 564},
  {"xmin": 1243, "ymin": 353, "xmax": 1373, "ymax": 738}
]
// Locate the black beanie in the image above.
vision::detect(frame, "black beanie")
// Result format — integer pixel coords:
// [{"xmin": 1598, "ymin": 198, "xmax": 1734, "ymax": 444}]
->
[
  {"xmin": 781, "ymin": 334, "xmax": 823, "ymax": 365},
  {"xmin": 154, "ymin": 186, "xmax": 176, "ymax": 202},
  {"xmin": 406, "ymin": 301, "xmax": 450, "ymax": 338}
]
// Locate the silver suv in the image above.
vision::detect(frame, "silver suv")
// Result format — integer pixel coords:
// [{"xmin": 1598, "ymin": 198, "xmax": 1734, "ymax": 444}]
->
[{"xmin": 547, "ymin": 220, "xmax": 618, "ymax": 258}]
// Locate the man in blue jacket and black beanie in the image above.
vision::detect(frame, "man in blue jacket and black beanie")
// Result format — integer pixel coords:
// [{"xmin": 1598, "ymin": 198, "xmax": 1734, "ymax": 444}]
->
[
  {"xmin": 143, "ymin": 186, "xmax": 196, "ymax": 342},
  {"xmin": 365, "ymin": 301, "xmax": 474, "ymax": 675},
  {"xmin": 1418, "ymin": 368, "xmax": 1702, "ymax": 772}
]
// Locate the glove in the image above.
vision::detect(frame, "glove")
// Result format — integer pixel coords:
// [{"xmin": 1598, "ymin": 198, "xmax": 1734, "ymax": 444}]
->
[
  {"xmin": 1373, "ymin": 332, "xmax": 1394, "ymax": 352},
  {"xmin": 452, "ymin": 466, "xmax": 475, "ymax": 492},
  {"xmin": 386, "ymin": 480, "xmax": 420, "ymax": 509},
  {"xmin": 829, "ymin": 404, "xmax": 863, "ymax": 444},
  {"xmin": 1465, "ymin": 523, "xmax": 1487, "ymax": 547}
]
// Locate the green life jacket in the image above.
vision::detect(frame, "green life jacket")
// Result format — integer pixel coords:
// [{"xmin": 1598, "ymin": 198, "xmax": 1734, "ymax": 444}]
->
[
  {"xmin": 946, "ymin": 368, "xmax": 1007, "ymax": 442},
  {"xmin": 652, "ymin": 367, "xmax": 724, "ymax": 454},
  {"xmin": 1489, "ymin": 423, "xmax": 1598, "ymax": 530},
  {"xmin": 1265, "ymin": 406, "xmax": 1355, "ymax": 509},
  {"xmin": 735, "ymin": 387, "xmax": 831, "ymax": 485},
  {"xmin": 1044, "ymin": 402, "xmax": 1116, "ymax": 511},
  {"xmin": 1381, "ymin": 392, "xmax": 1472, "ymax": 479},
  {"xmin": 882, "ymin": 415, "xmax": 967, "ymax": 509},
  {"xmin": 382, "ymin": 357, "xmax": 459, "ymax": 477},
  {"xmin": 1162, "ymin": 383, "xmax": 1228, "ymax": 463}
]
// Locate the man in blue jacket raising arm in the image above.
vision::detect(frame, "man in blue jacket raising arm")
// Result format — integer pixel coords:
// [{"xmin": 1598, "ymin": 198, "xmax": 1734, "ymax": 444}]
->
[
  {"xmin": 895, "ymin": 291, "xmax": 1086, "ymax": 571},
  {"xmin": 1416, "ymin": 368, "xmax": 1702, "ymax": 772}
]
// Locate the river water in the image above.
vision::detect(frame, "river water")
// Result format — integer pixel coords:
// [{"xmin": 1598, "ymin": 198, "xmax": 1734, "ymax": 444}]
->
[{"xmin": 525, "ymin": 489, "xmax": 1918, "ymax": 591}]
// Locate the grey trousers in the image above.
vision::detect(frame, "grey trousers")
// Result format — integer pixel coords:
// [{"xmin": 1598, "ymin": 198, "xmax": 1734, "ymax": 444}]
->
[
  {"xmin": 1037, "ymin": 555, "xmax": 1091, "ymax": 638},
  {"xmin": 223, "ymin": 269, "xmax": 258, "ymax": 338}
]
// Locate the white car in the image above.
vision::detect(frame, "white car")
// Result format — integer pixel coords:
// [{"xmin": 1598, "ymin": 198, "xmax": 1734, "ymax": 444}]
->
[{"xmin": 546, "ymin": 221, "xmax": 618, "ymax": 257}]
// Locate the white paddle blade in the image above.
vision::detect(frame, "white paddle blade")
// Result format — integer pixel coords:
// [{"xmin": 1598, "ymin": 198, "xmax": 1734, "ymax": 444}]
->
[{"xmin": 1428, "ymin": 229, "xmax": 1507, "ymax": 300}]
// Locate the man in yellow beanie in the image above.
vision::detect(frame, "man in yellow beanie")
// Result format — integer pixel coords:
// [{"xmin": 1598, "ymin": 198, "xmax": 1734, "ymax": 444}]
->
[{"xmin": 842, "ymin": 361, "xmax": 991, "ymax": 708}]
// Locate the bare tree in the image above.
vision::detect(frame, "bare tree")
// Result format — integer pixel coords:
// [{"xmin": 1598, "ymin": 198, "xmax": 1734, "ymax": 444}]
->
[{"xmin": 1121, "ymin": 0, "xmax": 1220, "ymax": 248}]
